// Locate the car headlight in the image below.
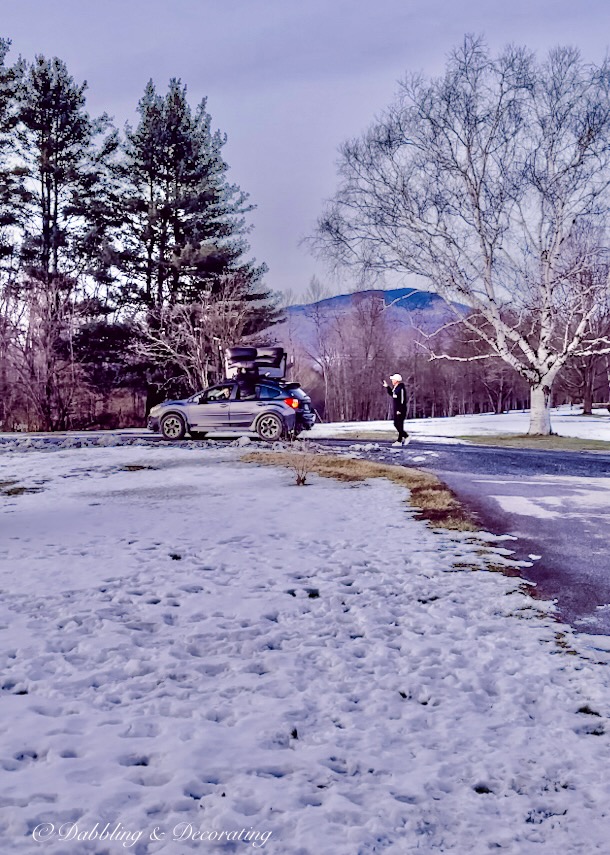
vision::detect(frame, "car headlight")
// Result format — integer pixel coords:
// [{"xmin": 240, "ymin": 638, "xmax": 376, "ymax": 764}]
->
[{"xmin": 149, "ymin": 405, "xmax": 161, "ymax": 417}]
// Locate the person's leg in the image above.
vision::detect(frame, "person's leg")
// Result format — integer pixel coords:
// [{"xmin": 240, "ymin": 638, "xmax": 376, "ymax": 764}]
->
[
  {"xmin": 393, "ymin": 413, "xmax": 402, "ymax": 440},
  {"xmin": 395, "ymin": 413, "xmax": 403, "ymax": 439},
  {"xmin": 396, "ymin": 413, "xmax": 409, "ymax": 442}
]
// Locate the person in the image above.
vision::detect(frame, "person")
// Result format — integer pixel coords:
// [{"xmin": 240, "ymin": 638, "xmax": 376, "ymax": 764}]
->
[
  {"xmin": 383, "ymin": 373, "xmax": 410, "ymax": 446},
  {"xmin": 235, "ymin": 367, "xmax": 256, "ymax": 400}
]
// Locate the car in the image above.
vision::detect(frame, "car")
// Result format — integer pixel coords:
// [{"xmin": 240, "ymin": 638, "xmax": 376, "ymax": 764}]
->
[{"xmin": 147, "ymin": 377, "xmax": 316, "ymax": 441}]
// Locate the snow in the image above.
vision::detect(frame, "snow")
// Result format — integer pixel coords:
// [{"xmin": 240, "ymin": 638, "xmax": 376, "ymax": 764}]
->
[
  {"xmin": 491, "ymin": 495, "xmax": 562, "ymax": 519},
  {"xmin": 310, "ymin": 405, "xmax": 610, "ymax": 442},
  {"xmin": 481, "ymin": 475, "xmax": 610, "ymax": 522},
  {"xmin": 2, "ymin": 443, "xmax": 610, "ymax": 853}
]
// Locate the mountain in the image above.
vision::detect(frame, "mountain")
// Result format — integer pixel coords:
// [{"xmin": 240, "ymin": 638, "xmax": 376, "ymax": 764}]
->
[
  {"xmin": 261, "ymin": 287, "xmax": 462, "ymax": 354},
  {"xmin": 290, "ymin": 286, "xmax": 450, "ymax": 316}
]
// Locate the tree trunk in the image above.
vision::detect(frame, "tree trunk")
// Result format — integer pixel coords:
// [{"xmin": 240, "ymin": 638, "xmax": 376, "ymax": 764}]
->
[
  {"xmin": 582, "ymin": 365, "xmax": 595, "ymax": 415},
  {"xmin": 528, "ymin": 383, "xmax": 553, "ymax": 435}
]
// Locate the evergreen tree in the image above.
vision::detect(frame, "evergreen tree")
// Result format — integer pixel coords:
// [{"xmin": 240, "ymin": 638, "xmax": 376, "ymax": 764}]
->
[
  {"xmin": 0, "ymin": 38, "xmax": 24, "ymax": 429},
  {"xmin": 13, "ymin": 55, "xmax": 119, "ymax": 429},
  {"xmin": 0, "ymin": 38, "xmax": 24, "ymax": 256},
  {"xmin": 119, "ymin": 78, "xmax": 270, "ymax": 312},
  {"xmin": 118, "ymin": 79, "xmax": 279, "ymax": 392},
  {"xmin": 17, "ymin": 55, "xmax": 118, "ymax": 286}
]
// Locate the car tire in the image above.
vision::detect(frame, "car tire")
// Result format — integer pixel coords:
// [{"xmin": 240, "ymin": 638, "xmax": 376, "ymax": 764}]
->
[
  {"xmin": 160, "ymin": 413, "xmax": 186, "ymax": 440},
  {"xmin": 256, "ymin": 413, "xmax": 285, "ymax": 442}
]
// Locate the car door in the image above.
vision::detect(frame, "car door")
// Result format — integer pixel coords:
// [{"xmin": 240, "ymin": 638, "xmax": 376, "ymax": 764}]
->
[
  {"xmin": 188, "ymin": 384, "xmax": 236, "ymax": 429},
  {"xmin": 250, "ymin": 383, "xmax": 286, "ymax": 425},
  {"xmin": 230, "ymin": 380, "xmax": 260, "ymax": 427}
]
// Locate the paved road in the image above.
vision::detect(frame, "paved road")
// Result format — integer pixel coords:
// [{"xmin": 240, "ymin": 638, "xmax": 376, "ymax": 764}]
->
[{"xmin": 318, "ymin": 438, "xmax": 610, "ymax": 636}]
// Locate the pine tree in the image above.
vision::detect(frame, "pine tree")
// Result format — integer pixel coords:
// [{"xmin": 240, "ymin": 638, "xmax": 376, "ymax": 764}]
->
[
  {"xmin": 0, "ymin": 38, "xmax": 24, "ymax": 429},
  {"xmin": 13, "ymin": 55, "xmax": 118, "ymax": 429},
  {"xmin": 117, "ymin": 78, "xmax": 278, "ymax": 390},
  {"xmin": 0, "ymin": 38, "xmax": 24, "ymax": 254},
  {"xmin": 17, "ymin": 55, "xmax": 118, "ymax": 284},
  {"xmin": 119, "ymin": 78, "xmax": 269, "ymax": 311}
]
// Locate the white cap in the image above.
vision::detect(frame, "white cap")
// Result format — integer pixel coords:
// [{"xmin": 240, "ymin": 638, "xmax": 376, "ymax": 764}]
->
[{"xmin": 390, "ymin": 373, "xmax": 402, "ymax": 382}]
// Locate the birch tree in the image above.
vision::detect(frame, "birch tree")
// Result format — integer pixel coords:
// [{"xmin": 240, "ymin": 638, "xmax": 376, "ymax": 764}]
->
[{"xmin": 315, "ymin": 37, "xmax": 610, "ymax": 434}]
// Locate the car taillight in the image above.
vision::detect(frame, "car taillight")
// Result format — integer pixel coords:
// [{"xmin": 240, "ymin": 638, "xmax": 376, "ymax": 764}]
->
[{"xmin": 284, "ymin": 397, "xmax": 299, "ymax": 409}]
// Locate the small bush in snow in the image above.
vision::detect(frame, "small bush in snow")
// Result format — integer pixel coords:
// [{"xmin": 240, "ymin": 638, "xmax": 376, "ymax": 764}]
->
[{"xmin": 285, "ymin": 439, "xmax": 314, "ymax": 486}]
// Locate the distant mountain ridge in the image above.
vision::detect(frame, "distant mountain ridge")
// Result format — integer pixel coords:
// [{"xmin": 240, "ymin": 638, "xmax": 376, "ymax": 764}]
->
[
  {"xmin": 288, "ymin": 286, "xmax": 452, "ymax": 316},
  {"xmin": 260, "ymin": 287, "xmax": 462, "ymax": 355}
]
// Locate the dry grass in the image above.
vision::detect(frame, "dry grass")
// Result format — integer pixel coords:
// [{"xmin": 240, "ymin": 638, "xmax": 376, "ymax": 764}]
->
[
  {"xmin": 120, "ymin": 464, "xmax": 158, "ymax": 472},
  {"xmin": 241, "ymin": 451, "xmax": 478, "ymax": 531},
  {"xmin": 316, "ymin": 430, "xmax": 397, "ymax": 441},
  {"xmin": 317, "ymin": 430, "xmax": 610, "ymax": 452},
  {"xmin": 0, "ymin": 480, "xmax": 43, "ymax": 496},
  {"xmin": 460, "ymin": 434, "xmax": 610, "ymax": 452}
]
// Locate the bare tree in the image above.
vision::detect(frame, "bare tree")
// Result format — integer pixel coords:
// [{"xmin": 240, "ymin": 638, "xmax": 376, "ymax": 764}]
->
[
  {"xmin": 10, "ymin": 273, "xmax": 83, "ymax": 430},
  {"xmin": 315, "ymin": 37, "xmax": 610, "ymax": 434},
  {"xmin": 298, "ymin": 279, "xmax": 395, "ymax": 421},
  {"xmin": 301, "ymin": 277, "xmax": 334, "ymax": 415},
  {"xmin": 0, "ymin": 267, "xmax": 21, "ymax": 428},
  {"xmin": 558, "ymin": 300, "xmax": 610, "ymax": 413},
  {"xmin": 134, "ymin": 275, "xmax": 254, "ymax": 393}
]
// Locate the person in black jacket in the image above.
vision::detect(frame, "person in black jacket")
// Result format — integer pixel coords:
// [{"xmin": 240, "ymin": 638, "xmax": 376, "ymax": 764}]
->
[{"xmin": 383, "ymin": 373, "xmax": 410, "ymax": 446}]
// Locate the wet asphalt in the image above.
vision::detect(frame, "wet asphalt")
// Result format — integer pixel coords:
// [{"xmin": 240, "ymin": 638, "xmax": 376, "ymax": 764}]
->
[{"xmin": 318, "ymin": 438, "xmax": 610, "ymax": 636}]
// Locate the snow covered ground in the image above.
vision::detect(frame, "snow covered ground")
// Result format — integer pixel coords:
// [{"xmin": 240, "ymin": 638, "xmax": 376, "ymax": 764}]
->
[
  {"xmin": 310, "ymin": 405, "xmax": 610, "ymax": 442},
  {"xmin": 2, "ymin": 443, "xmax": 610, "ymax": 853}
]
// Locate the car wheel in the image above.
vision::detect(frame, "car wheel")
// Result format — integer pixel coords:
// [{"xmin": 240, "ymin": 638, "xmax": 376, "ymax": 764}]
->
[
  {"xmin": 160, "ymin": 413, "xmax": 186, "ymax": 440},
  {"xmin": 189, "ymin": 431, "xmax": 207, "ymax": 440},
  {"xmin": 256, "ymin": 413, "xmax": 284, "ymax": 441}
]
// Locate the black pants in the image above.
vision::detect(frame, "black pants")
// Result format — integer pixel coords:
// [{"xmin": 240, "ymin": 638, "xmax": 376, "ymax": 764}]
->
[{"xmin": 393, "ymin": 412, "xmax": 408, "ymax": 440}]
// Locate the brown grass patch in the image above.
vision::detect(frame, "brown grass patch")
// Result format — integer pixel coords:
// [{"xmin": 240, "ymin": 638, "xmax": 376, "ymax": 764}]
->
[
  {"xmin": 242, "ymin": 451, "xmax": 478, "ymax": 531},
  {"xmin": 120, "ymin": 464, "xmax": 158, "ymax": 472},
  {"xmin": 316, "ymin": 430, "xmax": 397, "ymax": 441},
  {"xmin": 553, "ymin": 632, "xmax": 579, "ymax": 656},
  {"xmin": 0, "ymin": 482, "xmax": 43, "ymax": 496},
  {"xmin": 460, "ymin": 434, "xmax": 610, "ymax": 452}
]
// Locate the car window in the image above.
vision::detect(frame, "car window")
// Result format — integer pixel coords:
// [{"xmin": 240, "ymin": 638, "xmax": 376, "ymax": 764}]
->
[
  {"xmin": 256, "ymin": 385, "xmax": 283, "ymax": 400},
  {"xmin": 205, "ymin": 385, "xmax": 234, "ymax": 402},
  {"xmin": 288, "ymin": 387, "xmax": 307, "ymax": 400},
  {"xmin": 237, "ymin": 384, "xmax": 256, "ymax": 400}
]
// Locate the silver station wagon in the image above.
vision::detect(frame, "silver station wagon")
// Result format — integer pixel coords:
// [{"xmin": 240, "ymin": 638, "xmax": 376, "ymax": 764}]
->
[{"xmin": 147, "ymin": 346, "xmax": 316, "ymax": 441}]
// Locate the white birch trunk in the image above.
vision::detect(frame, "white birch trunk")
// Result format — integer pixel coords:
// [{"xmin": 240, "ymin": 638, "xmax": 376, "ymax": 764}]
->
[{"xmin": 528, "ymin": 383, "xmax": 553, "ymax": 435}]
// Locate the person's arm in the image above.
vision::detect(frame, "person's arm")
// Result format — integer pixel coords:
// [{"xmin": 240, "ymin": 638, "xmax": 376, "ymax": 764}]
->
[
  {"xmin": 397, "ymin": 384, "xmax": 407, "ymax": 410},
  {"xmin": 384, "ymin": 383, "xmax": 393, "ymax": 398}
]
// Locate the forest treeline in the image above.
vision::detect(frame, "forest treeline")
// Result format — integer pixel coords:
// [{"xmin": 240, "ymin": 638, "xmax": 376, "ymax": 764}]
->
[
  {"xmin": 0, "ymin": 38, "xmax": 277, "ymax": 430},
  {"xmin": 282, "ymin": 287, "xmax": 610, "ymax": 423},
  {"xmin": 1, "ymin": 37, "xmax": 608, "ymax": 432}
]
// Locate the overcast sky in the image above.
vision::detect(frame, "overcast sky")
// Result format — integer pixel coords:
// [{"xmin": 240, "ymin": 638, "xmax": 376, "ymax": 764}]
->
[{"xmin": 3, "ymin": 0, "xmax": 610, "ymax": 297}]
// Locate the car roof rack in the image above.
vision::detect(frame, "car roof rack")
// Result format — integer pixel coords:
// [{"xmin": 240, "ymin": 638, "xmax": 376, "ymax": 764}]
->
[{"xmin": 224, "ymin": 345, "xmax": 287, "ymax": 380}]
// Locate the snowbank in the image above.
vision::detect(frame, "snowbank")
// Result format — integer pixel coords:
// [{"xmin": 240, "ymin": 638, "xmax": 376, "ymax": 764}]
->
[{"xmin": 311, "ymin": 405, "xmax": 610, "ymax": 442}]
